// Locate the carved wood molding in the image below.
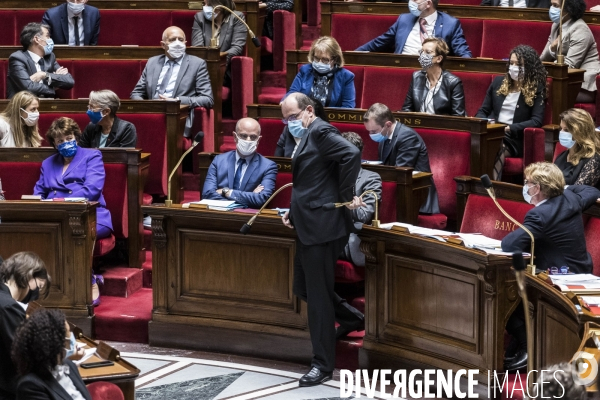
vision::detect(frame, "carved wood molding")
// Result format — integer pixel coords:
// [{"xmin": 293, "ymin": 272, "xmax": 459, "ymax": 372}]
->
[
  {"xmin": 478, "ymin": 266, "xmax": 497, "ymax": 298},
  {"xmin": 360, "ymin": 239, "xmax": 377, "ymax": 269},
  {"xmin": 151, "ymin": 216, "xmax": 167, "ymax": 249},
  {"xmin": 68, "ymin": 214, "xmax": 85, "ymax": 236}
]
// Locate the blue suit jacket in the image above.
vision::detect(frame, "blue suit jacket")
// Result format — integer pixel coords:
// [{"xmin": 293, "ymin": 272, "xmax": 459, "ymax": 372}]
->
[
  {"xmin": 355, "ymin": 11, "xmax": 472, "ymax": 58},
  {"xmin": 284, "ymin": 64, "xmax": 356, "ymax": 108},
  {"xmin": 501, "ymin": 185, "xmax": 600, "ymax": 273},
  {"xmin": 33, "ymin": 147, "xmax": 113, "ymax": 233},
  {"xmin": 202, "ymin": 151, "xmax": 278, "ymax": 209},
  {"xmin": 42, "ymin": 3, "xmax": 101, "ymax": 45}
]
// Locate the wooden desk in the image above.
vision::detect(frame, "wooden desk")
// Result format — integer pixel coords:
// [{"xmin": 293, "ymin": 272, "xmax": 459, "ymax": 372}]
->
[
  {"xmin": 142, "ymin": 205, "xmax": 315, "ymax": 364},
  {"xmin": 0, "ymin": 201, "xmax": 97, "ymax": 334}
]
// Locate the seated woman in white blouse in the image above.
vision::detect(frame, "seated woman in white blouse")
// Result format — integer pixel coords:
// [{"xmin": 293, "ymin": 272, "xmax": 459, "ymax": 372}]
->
[
  {"xmin": 0, "ymin": 90, "xmax": 42, "ymax": 148},
  {"xmin": 475, "ymin": 45, "xmax": 547, "ymax": 180}
]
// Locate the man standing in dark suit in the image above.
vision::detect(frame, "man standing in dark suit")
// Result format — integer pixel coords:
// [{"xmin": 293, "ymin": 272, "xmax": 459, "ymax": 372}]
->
[
  {"xmin": 281, "ymin": 93, "xmax": 364, "ymax": 387},
  {"xmin": 131, "ymin": 26, "xmax": 214, "ymax": 137},
  {"xmin": 501, "ymin": 162, "xmax": 600, "ymax": 372},
  {"xmin": 7, "ymin": 23, "xmax": 75, "ymax": 99},
  {"xmin": 363, "ymin": 102, "xmax": 440, "ymax": 214},
  {"xmin": 42, "ymin": 0, "xmax": 101, "ymax": 46}
]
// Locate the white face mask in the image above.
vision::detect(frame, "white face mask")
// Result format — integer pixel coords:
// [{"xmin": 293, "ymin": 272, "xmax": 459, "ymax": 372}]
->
[
  {"xmin": 20, "ymin": 108, "xmax": 39, "ymax": 127},
  {"xmin": 509, "ymin": 65, "xmax": 523, "ymax": 81},
  {"xmin": 236, "ymin": 135, "xmax": 258, "ymax": 156},
  {"xmin": 67, "ymin": 1, "xmax": 85, "ymax": 15},
  {"xmin": 167, "ymin": 41, "xmax": 186, "ymax": 59}
]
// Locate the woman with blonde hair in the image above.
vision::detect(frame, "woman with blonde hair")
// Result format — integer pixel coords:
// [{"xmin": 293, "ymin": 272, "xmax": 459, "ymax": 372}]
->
[
  {"xmin": 555, "ymin": 108, "xmax": 600, "ymax": 187},
  {"xmin": 282, "ymin": 36, "xmax": 355, "ymax": 108},
  {"xmin": 0, "ymin": 90, "xmax": 43, "ymax": 148}
]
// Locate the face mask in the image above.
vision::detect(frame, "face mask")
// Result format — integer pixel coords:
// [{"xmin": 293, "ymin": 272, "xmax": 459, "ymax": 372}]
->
[
  {"xmin": 509, "ymin": 65, "xmax": 522, "ymax": 81},
  {"xmin": 167, "ymin": 41, "xmax": 186, "ymax": 59},
  {"xmin": 236, "ymin": 136, "xmax": 258, "ymax": 156},
  {"xmin": 86, "ymin": 109, "xmax": 103, "ymax": 124},
  {"xmin": 203, "ymin": 6, "xmax": 215, "ymax": 20},
  {"xmin": 408, "ymin": 0, "xmax": 423, "ymax": 17},
  {"xmin": 312, "ymin": 61, "xmax": 332, "ymax": 74},
  {"xmin": 40, "ymin": 37, "xmax": 54, "ymax": 56},
  {"xmin": 559, "ymin": 130, "xmax": 576, "ymax": 149},
  {"xmin": 20, "ymin": 108, "xmax": 39, "ymax": 127},
  {"xmin": 549, "ymin": 6, "xmax": 561, "ymax": 23},
  {"xmin": 21, "ymin": 286, "xmax": 39, "ymax": 304},
  {"xmin": 369, "ymin": 125, "xmax": 389, "ymax": 143},
  {"xmin": 64, "ymin": 332, "xmax": 76, "ymax": 359},
  {"xmin": 418, "ymin": 52, "xmax": 434, "ymax": 69},
  {"xmin": 522, "ymin": 184, "xmax": 537, "ymax": 204},
  {"xmin": 67, "ymin": 1, "xmax": 85, "ymax": 15},
  {"xmin": 57, "ymin": 139, "xmax": 78, "ymax": 158}
]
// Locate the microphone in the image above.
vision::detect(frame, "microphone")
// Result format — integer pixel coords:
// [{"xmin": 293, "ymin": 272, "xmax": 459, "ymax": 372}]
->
[
  {"xmin": 321, "ymin": 190, "xmax": 380, "ymax": 228},
  {"xmin": 210, "ymin": 6, "xmax": 261, "ymax": 48},
  {"xmin": 165, "ymin": 132, "xmax": 204, "ymax": 207},
  {"xmin": 480, "ymin": 174, "xmax": 536, "ymax": 275},
  {"xmin": 556, "ymin": 0, "xmax": 567, "ymax": 65},
  {"xmin": 512, "ymin": 252, "xmax": 533, "ymax": 374},
  {"xmin": 240, "ymin": 183, "xmax": 293, "ymax": 234}
]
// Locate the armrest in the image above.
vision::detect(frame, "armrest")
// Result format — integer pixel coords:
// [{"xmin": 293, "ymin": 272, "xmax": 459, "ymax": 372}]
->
[
  {"xmin": 231, "ymin": 56, "xmax": 254, "ymax": 120},
  {"xmin": 522, "ymin": 127, "xmax": 546, "ymax": 167}
]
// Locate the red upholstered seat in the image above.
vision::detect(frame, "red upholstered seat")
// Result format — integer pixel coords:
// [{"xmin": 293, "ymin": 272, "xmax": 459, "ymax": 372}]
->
[
  {"xmin": 52, "ymin": 60, "xmax": 74, "ymax": 99},
  {"xmin": 15, "ymin": 10, "xmax": 45, "ymax": 35},
  {"xmin": 460, "ymin": 194, "xmax": 533, "ymax": 240},
  {"xmin": 575, "ymin": 102, "xmax": 596, "ymax": 122},
  {"xmin": 307, "ymin": 0, "xmax": 322, "ymax": 26},
  {"xmin": 257, "ymin": 86, "xmax": 286, "ymax": 104},
  {"xmin": 0, "ymin": 11, "xmax": 15, "ymax": 46},
  {"xmin": 269, "ymin": 172, "xmax": 293, "ymax": 209},
  {"xmin": 98, "ymin": 11, "xmax": 171, "ymax": 46},
  {"xmin": 103, "ymin": 164, "xmax": 128, "ymax": 239},
  {"xmin": 272, "ymin": 10, "xmax": 296, "ymax": 71},
  {"xmin": 39, "ymin": 114, "xmax": 90, "ymax": 142},
  {"xmin": 86, "ymin": 381, "xmax": 125, "ymax": 400},
  {"xmin": 481, "ymin": 20, "xmax": 550, "ymax": 59},
  {"xmin": 331, "ymin": 14, "xmax": 398, "ymax": 51},
  {"xmin": 585, "ymin": 217, "xmax": 600, "ymax": 276},
  {"xmin": 553, "ymin": 142, "xmax": 567, "ymax": 161},
  {"xmin": 94, "ymin": 235, "xmax": 116, "ymax": 257},
  {"xmin": 0, "ymin": 60, "xmax": 6, "ymax": 100},
  {"xmin": 0, "ymin": 162, "xmax": 42, "ymax": 200},
  {"xmin": 452, "ymin": 72, "xmax": 492, "ymax": 117},
  {"xmin": 70, "ymin": 60, "xmax": 142, "ymax": 99},
  {"xmin": 231, "ymin": 56, "xmax": 254, "ymax": 120},
  {"xmin": 361, "ymin": 67, "xmax": 415, "ymax": 110},
  {"xmin": 330, "ymin": 122, "xmax": 378, "ymax": 161},
  {"xmin": 257, "ymin": 118, "xmax": 285, "ymax": 156},
  {"xmin": 459, "ymin": 19, "xmax": 483, "ymax": 58},
  {"xmin": 142, "ymin": 193, "xmax": 153, "ymax": 205},
  {"xmin": 344, "ymin": 66, "xmax": 365, "ymax": 108},
  {"xmin": 261, "ymin": 36, "xmax": 273, "ymax": 55},
  {"xmin": 379, "ymin": 181, "xmax": 397, "ymax": 223},
  {"xmin": 335, "ymin": 260, "xmax": 365, "ymax": 283},
  {"xmin": 171, "ymin": 10, "xmax": 198, "ymax": 43},
  {"xmin": 504, "ymin": 127, "xmax": 546, "ymax": 177},
  {"xmin": 191, "ymin": 107, "xmax": 214, "ymax": 172},
  {"xmin": 418, "ymin": 214, "xmax": 448, "ymax": 229}
]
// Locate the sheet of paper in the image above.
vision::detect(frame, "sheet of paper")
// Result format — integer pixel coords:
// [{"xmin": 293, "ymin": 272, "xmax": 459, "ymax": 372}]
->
[
  {"xmin": 73, "ymin": 347, "xmax": 97, "ymax": 365},
  {"xmin": 550, "ymin": 274, "xmax": 600, "ymax": 284},
  {"xmin": 198, "ymin": 199, "xmax": 236, "ymax": 207},
  {"xmin": 457, "ymin": 233, "xmax": 502, "ymax": 249},
  {"xmin": 581, "ymin": 296, "xmax": 600, "ymax": 307}
]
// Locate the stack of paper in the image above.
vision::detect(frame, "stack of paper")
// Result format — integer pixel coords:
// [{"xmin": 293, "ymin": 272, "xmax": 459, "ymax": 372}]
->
[
  {"xmin": 185, "ymin": 199, "xmax": 245, "ymax": 211},
  {"xmin": 549, "ymin": 274, "xmax": 600, "ymax": 292}
]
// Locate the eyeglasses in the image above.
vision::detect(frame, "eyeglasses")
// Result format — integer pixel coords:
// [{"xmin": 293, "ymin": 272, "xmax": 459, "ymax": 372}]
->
[
  {"xmin": 313, "ymin": 56, "xmax": 332, "ymax": 64},
  {"xmin": 87, "ymin": 105, "xmax": 102, "ymax": 111},
  {"xmin": 523, "ymin": 180, "xmax": 538, "ymax": 186},
  {"xmin": 235, "ymin": 132, "xmax": 259, "ymax": 141},
  {"xmin": 418, "ymin": 49, "xmax": 436, "ymax": 56},
  {"xmin": 282, "ymin": 110, "xmax": 304, "ymax": 125}
]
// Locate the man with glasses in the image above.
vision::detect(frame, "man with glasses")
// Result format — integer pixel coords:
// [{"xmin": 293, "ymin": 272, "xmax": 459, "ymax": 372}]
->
[
  {"xmin": 355, "ymin": 0, "xmax": 471, "ymax": 57},
  {"xmin": 42, "ymin": 0, "xmax": 101, "ymax": 46},
  {"xmin": 201, "ymin": 118, "xmax": 277, "ymax": 208},
  {"xmin": 7, "ymin": 23, "xmax": 74, "ymax": 99}
]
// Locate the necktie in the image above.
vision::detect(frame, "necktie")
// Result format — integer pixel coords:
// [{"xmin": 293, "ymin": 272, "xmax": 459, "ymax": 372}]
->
[
  {"xmin": 73, "ymin": 17, "xmax": 80, "ymax": 46},
  {"xmin": 508, "ymin": 0, "xmax": 514, "ymax": 5},
  {"xmin": 38, "ymin": 59, "xmax": 45, "ymax": 72},
  {"xmin": 382, "ymin": 139, "xmax": 391, "ymax": 159},
  {"xmin": 233, "ymin": 158, "xmax": 246, "ymax": 190},
  {"xmin": 419, "ymin": 18, "xmax": 428, "ymax": 43},
  {"xmin": 157, "ymin": 60, "xmax": 174, "ymax": 95}
]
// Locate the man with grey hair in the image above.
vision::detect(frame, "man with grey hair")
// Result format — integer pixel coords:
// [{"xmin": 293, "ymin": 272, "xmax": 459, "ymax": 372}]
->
[
  {"xmin": 202, "ymin": 118, "xmax": 277, "ymax": 208},
  {"xmin": 131, "ymin": 26, "xmax": 214, "ymax": 138}
]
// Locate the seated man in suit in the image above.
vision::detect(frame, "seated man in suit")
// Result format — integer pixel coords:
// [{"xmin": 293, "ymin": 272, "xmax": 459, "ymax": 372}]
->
[
  {"xmin": 501, "ymin": 161, "xmax": 600, "ymax": 372},
  {"xmin": 355, "ymin": 0, "xmax": 471, "ymax": 57},
  {"xmin": 131, "ymin": 26, "xmax": 214, "ymax": 138},
  {"xmin": 7, "ymin": 23, "xmax": 75, "ymax": 99},
  {"xmin": 480, "ymin": 0, "xmax": 549, "ymax": 7},
  {"xmin": 202, "ymin": 118, "xmax": 277, "ymax": 208},
  {"xmin": 42, "ymin": 0, "xmax": 101, "ymax": 46},
  {"xmin": 363, "ymin": 102, "xmax": 440, "ymax": 214}
]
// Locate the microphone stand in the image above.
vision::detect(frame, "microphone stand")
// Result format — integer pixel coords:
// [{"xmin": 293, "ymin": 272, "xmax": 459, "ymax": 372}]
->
[
  {"xmin": 557, "ymin": 0, "xmax": 567, "ymax": 65},
  {"xmin": 512, "ymin": 252, "xmax": 534, "ymax": 384},
  {"xmin": 165, "ymin": 133, "xmax": 203, "ymax": 207},
  {"xmin": 322, "ymin": 190, "xmax": 381, "ymax": 228},
  {"xmin": 240, "ymin": 183, "xmax": 293, "ymax": 234},
  {"xmin": 210, "ymin": 5, "xmax": 261, "ymax": 48}
]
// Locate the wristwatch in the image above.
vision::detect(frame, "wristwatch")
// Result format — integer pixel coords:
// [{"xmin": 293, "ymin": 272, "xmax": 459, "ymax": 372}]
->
[{"xmin": 222, "ymin": 187, "xmax": 230, "ymax": 197}]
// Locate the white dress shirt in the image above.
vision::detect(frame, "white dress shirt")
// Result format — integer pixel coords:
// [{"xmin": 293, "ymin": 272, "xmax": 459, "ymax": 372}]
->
[
  {"xmin": 27, "ymin": 50, "xmax": 42, "ymax": 72},
  {"xmin": 402, "ymin": 12, "xmax": 437, "ymax": 56},
  {"xmin": 498, "ymin": 92, "xmax": 520, "ymax": 125},
  {"xmin": 499, "ymin": 0, "xmax": 526, "ymax": 7},
  {"xmin": 51, "ymin": 364, "xmax": 86, "ymax": 400},
  {"xmin": 420, "ymin": 74, "xmax": 443, "ymax": 114},
  {"xmin": 155, "ymin": 56, "xmax": 183, "ymax": 99},
  {"xmin": 0, "ymin": 118, "xmax": 16, "ymax": 147},
  {"xmin": 230, "ymin": 152, "xmax": 255, "ymax": 198},
  {"xmin": 67, "ymin": 7, "xmax": 85, "ymax": 46},
  {"xmin": 291, "ymin": 136, "xmax": 302, "ymax": 158}
]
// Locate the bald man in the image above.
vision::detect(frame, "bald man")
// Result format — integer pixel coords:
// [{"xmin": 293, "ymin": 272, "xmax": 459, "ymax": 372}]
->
[
  {"xmin": 201, "ymin": 118, "xmax": 277, "ymax": 208},
  {"xmin": 131, "ymin": 26, "xmax": 214, "ymax": 137}
]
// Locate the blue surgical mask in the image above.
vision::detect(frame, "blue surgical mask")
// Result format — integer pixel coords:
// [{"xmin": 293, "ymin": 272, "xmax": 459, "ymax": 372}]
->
[
  {"xmin": 86, "ymin": 109, "xmax": 103, "ymax": 124},
  {"xmin": 549, "ymin": 6, "xmax": 561, "ymax": 24},
  {"xmin": 57, "ymin": 139, "xmax": 78, "ymax": 158},
  {"xmin": 312, "ymin": 61, "xmax": 332, "ymax": 74},
  {"xmin": 408, "ymin": 0, "xmax": 422, "ymax": 18},
  {"xmin": 559, "ymin": 130, "xmax": 576, "ymax": 149},
  {"xmin": 67, "ymin": 1, "xmax": 85, "ymax": 15},
  {"xmin": 64, "ymin": 332, "xmax": 76, "ymax": 359},
  {"xmin": 203, "ymin": 6, "xmax": 214, "ymax": 20},
  {"xmin": 42, "ymin": 37, "xmax": 54, "ymax": 55},
  {"xmin": 370, "ymin": 132, "xmax": 387, "ymax": 142},
  {"xmin": 523, "ymin": 184, "xmax": 535, "ymax": 204},
  {"xmin": 288, "ymin": 119, "xmax": 307, "ymax": 138}
]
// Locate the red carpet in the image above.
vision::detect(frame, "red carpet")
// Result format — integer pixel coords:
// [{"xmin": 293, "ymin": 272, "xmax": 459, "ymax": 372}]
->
[{"xmin": 94, "ymin": 288, "xmax": 152, "ymax": 343}]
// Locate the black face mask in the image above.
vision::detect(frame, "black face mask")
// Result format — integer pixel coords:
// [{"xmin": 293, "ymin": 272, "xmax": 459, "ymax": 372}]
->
[{"xmin": 22, "ymin": 287, "xmax": 40, "ymax": 304}]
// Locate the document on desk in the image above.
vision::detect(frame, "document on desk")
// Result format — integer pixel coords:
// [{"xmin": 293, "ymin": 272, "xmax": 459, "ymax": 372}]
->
[
  {"xmin": 185, "ymin": 199, "xmax": 245, "ymax": 211},
  {"xmin": 379, "ymin": 222, "xmax": 453, "ymax": 241}
]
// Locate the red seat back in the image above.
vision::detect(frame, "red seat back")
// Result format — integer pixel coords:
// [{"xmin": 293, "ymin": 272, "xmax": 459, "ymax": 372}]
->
[
  {"xmin": 39, "ymin": 113, "xmax": 90, "ymax": 144},
  {"xmin": 102, "ymin": 163, "xmax": 128, "ymax": 238},
  {"xmin": 416, "ymin": 128, "xmax": 471, "ymax": 218},
  {"xmin": 459, "ymin": 19, "xmax": 483, "ymax": 58},
  {"xmin": 453, "ymin": 71, "xmax": 493, "ymax": 117},
  {"xmin": 171, "ymin": 11, "xmax": 197, "ymax": 43},
  {"xmin": 98, "ymin": 11, "xmax": 172, "ymax": 46},
  {"xmin": 344, "ymin": 65, "xmax": 364, "ymax": 109},
  {"xmin": 481, "ymin": 20, "xmax": 550, "ymax": 59},
  {"xmin": 0, "ymin": 60, "xmax": 6, "ymax": 100},
  {"xmin": 0, "ymin": 11, "xmax": 15, "ymax": 46},
  {"xmin": 331, "ymin": 14, "xmax": 398, "ymax": 51},
  {"xmin": 269, "ymin": 172, "xmax": 293, "ymax": 209},
  {"xmin": 15, "ymin": 10, "xmax": 45, "ymax": 34},
  {"xmin": 553, "ymin": 142, "xmax": 568, "ymax": 161},
  {"xmin": 584, "ymin": 216, "xmax": 600, "ymax": 276},
  {"xmin": 361, "ymin": 67, "xmax": 415, "ymax": 110},
  {"xmin": 257, "ymin": 118, "xmax": 285, "ymax": 156},
  {"xmin": 52, "ymin": 60, "xmax": 74, "ymax": 99},
  {"xmin": 380, "ymin": 180, "xmax": 396, "ymax": 223},
  {"xmin": 330, "ymin": 121, "xmax": 378, "ymax": 161},
  {"xmin": 460, "ymin": 193, "xmax": 533, "ymax": 239},
  {"xmin": 70, "ymin": 60, "xmax": 142, "ymax": 99},
  {"xmin": 0, "ymin": 161, "xmax": 42, "ymax": 200}
]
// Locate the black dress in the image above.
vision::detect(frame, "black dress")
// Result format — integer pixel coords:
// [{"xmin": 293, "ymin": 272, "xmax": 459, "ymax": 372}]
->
[
  {"xmin": 555, "ymin": 151, "xmax": 600, "ymax": 187},
  {"xmin": 0, "ymin": 282, "xmax": 26, "ymax": 399}
]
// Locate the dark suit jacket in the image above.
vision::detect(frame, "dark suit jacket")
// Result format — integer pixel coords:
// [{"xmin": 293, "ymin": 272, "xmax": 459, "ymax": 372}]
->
[
  {"xmin": 130, "ymin": 54, "xmax": 214, "ymax": 137},
  {"xmin": 475, "ymin": 75, "xmax": 545, "ymax": 157},
  {"xmin": 501, "ymin": 185, "xmax": 600, "ymax": 273},
  {"xmin": 355, "ymin": 11, "xmax": 472, "ymax": 58},
  {"xmin": 379, "ymin": 122, "xmax": 440, "ymax": 214},
  {"xmin": 289, "ymin": 118, "xmax": 361, "ymax": 246},
  {"xmin": 41, "ymin": 3, "xmax": 101, "ymax": 46},
  {"xmin": 274, "ymin": 127, "xmax": 296, "ymax": 157},
  {"xmin": 0, "ymin": 282, "xmax": 26, "ymax": 398},
  {"xmin": 16, "ymin": 360, "xmax": 92, "ymax": 400},
  {"xmin": 284, "ymin": 64, "xmax": 356, "ymax": 108},
  {"xmin": 201, "ymin": 151, "xmax": 278, "ymax": 208},
  {"xmin": 480, "ymin": 0, "xmax": 550, "ymax": 6},
  {"xmin": 79, "ymin": 117, "xmax": 137, "ymax": 148},
  {"xmin": 34, "ymin": 147, "xmax": 113, "ymax": 233},
  {"xmin": 402, "ymin": 69, "xmax": 466, "ymax": 116},
  {"xmin": 7, "ymin": 50, "xmax": 75, "ymax": 99},
  {"xmin": 191, "ymin": 11, "xmax": 247, "ymax": 63}
]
